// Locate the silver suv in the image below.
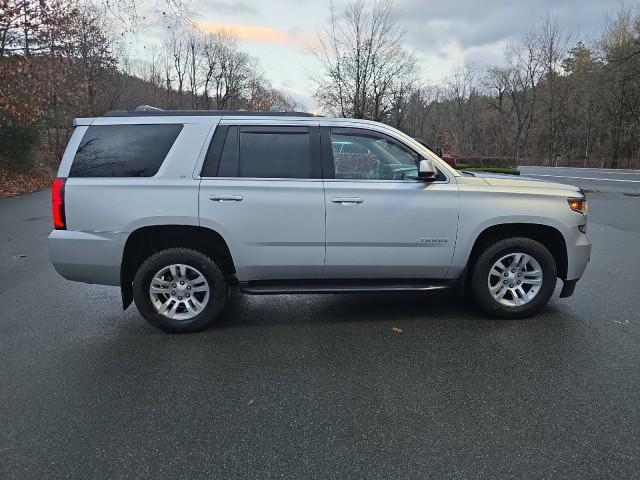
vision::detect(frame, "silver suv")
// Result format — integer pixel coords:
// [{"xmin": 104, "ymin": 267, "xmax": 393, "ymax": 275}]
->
[{"xmin": 48, "ymin": 109, "xmax": 591, "ymax": 332}]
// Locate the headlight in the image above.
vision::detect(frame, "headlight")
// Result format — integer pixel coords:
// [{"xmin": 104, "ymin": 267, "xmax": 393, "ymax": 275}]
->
[{"xmin": 568, "ymin": 197, "xmax": 588, "ymax": 215}]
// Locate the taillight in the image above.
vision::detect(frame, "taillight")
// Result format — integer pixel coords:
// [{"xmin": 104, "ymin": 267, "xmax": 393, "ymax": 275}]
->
[{"xmin": 52, "ymin": 178, "xmax": 66, "ymax": 230}]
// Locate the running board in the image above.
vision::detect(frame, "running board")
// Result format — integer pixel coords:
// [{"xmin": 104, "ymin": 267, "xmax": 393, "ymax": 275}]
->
[{"xmin": 240, "ymin": 279, "xmax": 452, "ymax": 295}]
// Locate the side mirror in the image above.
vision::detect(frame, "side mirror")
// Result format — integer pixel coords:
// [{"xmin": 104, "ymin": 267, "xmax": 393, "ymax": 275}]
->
[{"xmin": 418, "ymin": 159, "xmax": 437, "ymax": 181}]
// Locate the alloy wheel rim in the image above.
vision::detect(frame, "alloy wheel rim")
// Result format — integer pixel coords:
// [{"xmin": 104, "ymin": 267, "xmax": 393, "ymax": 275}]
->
[
  {"xmin": 487, "ymin": 253, "xmax": 543, "ymax": 307},
  {"xmin": 149, "ymin": 264, "xmax": 210, "ymax": 320}
]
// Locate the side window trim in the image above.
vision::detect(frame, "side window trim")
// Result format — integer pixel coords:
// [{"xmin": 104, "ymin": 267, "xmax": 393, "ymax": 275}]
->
[
  {"xmin": 240, "ymin": 126, "xmax": 309, "ymax": 134},
  {"xmin": 320, "ymin": 126, "xmax": 335, "ymax": 180},
  {"xmin": 218, "ymin": 126, "xmax": 240, "ymax": 177},
  {"xmin": 201, "ymin": 124, "xmax": 322, "ymax": 180},
  {"xmin": 200, "ymin": 125, "xmax": 229, "ymax": 177},
  {"xmin": 192, "ymin": 119, "xmax": 221, "ymax": 179},
  {"xmin": 309, "ymin": 125, "xmax": 322, "ymax": 180},
  {"xmin": 330, "ymin": 126, "xmax": 411, "ymax": 143}
]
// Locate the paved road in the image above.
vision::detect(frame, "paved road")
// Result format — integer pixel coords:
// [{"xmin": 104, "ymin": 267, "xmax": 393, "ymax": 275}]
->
[
  {"xmin": 2, "ymin": 177, "xmax": 639, "ymax": 479},
  {"xmin": 520, "ymin": 166, "xmax": 640, "ymax": 195}
]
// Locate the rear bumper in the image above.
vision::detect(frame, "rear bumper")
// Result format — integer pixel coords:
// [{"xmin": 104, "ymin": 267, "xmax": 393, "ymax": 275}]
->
[{"xmin": 48, "ymin": 230, "xmax": 124, "ymax": 286}]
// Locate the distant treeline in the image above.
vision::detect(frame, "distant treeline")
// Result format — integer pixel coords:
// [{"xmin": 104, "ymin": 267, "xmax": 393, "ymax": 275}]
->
[
  {"xmin": 314, "ymin": 2, "xmax": 640, "ymax": 168},
  {"xmin": 2, "ymin": 0, "xmax": 639, "ymax": 171}
]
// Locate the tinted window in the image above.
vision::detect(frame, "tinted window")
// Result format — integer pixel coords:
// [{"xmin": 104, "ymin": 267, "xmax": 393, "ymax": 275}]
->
[
  {"xmin": 69, "ymin": 124, "xmax": 183, "ymax": 177},
  {"xmin": 330, "ymin": 132, "xmax": 420, "ymax": 180},
  {"xmin": 213, "ymin": 127, "xmax": 313, "ymax": 179}
]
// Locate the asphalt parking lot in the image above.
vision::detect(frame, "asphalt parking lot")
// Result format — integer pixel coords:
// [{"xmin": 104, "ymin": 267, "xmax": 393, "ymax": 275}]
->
[{"xmin": 1, "ymin": 168, "xmax": 639, "ymax": 479}]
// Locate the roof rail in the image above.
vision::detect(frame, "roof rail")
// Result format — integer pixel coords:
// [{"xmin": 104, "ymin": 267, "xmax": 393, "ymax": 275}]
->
[{"xmin": 104, "ymin": 109, "xmax": 321, "ymax": 118}]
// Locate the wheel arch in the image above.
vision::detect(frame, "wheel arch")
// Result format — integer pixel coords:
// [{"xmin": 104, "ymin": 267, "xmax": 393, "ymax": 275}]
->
[
  {"xmin": 120, "ymin": 225, "xmax": 236, "ymax": 309},
  {"xmin": 465, "ymin": 223, "xmax": 568, "ymax": 282}
]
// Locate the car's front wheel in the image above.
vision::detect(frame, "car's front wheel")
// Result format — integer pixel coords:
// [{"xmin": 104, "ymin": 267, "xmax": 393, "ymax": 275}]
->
[
  {"xmin": 471, "ymin": 237, "xmax": 557, "ymax": 318},
  {"xmin": 133, "ymin": 248, "xmax": 227, "ymax": 333}
]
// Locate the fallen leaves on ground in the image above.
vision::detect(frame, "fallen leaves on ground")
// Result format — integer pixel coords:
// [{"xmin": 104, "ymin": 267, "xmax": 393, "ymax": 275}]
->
[{"xmin": 0, "ymin": 166, "xmax": 53, "ymax": 199}]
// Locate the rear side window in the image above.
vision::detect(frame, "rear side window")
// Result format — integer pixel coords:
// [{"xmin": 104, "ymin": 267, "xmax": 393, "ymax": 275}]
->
[
  {"xmin": 202, "ymin": 126, "xmax": 317, "ymax": 179},
  {"xmin": 69, "ymin": 124, "xmax": 183, "ymax": 177}
]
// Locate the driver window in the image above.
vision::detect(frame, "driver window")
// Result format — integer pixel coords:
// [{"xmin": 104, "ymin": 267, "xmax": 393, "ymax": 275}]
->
[{"xmin": 330, "ymin": 132, "xmax": 420, "ymax": 180}]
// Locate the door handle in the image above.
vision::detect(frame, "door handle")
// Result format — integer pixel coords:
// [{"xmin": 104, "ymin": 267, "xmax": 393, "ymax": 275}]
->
[
  {"xmin": 209, "ymin": 194, "xmax": 243, "ymax": 202},
  {"xmin": 332, "ymin": 197, "xmax": 363, "ymax": 204}
]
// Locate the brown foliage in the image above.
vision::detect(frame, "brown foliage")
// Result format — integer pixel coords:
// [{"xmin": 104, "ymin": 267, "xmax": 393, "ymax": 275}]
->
[
  {"xmin": 0, "ymin": 56, "xmax": 48, "ymax": 126},
  {"xmin": 0, "ymin": 166, "xmax": 53, "ymax": 199},
  {"xmin": 0, "ymin": 56, "xmax": 79, "ymax": 126}
]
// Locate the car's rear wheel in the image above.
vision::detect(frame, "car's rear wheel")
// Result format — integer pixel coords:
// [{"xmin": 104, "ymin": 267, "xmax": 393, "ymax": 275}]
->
[
  {"xmin": 471, "ymin": 237, "xmax": 557, "ymax": 318},
  {"xmin": 133, "ymin": 248, "xmax": 227, "ymax": 333}
]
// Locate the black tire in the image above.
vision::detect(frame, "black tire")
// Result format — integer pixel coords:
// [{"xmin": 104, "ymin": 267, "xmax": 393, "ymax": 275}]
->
[
  {"xmin": 133, "ymin": 248, "xmax": 227, "ymax": 333},
  {"xmin": 470, "ymin": 237, "xmax": 557, "ymax": 319}
]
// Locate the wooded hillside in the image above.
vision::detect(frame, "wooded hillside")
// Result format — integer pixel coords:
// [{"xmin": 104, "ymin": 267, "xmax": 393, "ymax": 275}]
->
[
  {"xmin": 2, "ymin": 0, "xmax": 639, "ymax": 176},
  {"xmin": 0, "ymin": 0, "xmax": 295, "ymax": 173}
]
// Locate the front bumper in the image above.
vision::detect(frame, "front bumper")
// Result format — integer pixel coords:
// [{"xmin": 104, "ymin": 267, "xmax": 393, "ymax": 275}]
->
[
  {"xmin": 556, "ymin": 226, "xmax": 590, "ymax": 298},
  {"xmin": 565, "ymin": 226, "xmax": 591, "ymax": 281}
]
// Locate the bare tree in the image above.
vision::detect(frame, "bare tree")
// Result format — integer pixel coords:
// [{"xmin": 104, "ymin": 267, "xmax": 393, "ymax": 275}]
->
[
  {"xmin": 597, "ymin": 7, "xmax": 640, "ymax": 166},
  {"xmin": 387, "ymin": 64, "xmax": 418, "ymax": 128},
  {"xmin": 169, "ymin": 29, "xmax": 187, "ymax": 97},
  {"xmin": 403, "ymin": 85, "xmax": 442, "ymax": 140},
  {"xmin": 201, "ymin": 31, "xmax": 252, "ymax": 109},
  {"xmin": 161, "ymin": 44, "xmax": 173, "ymax": 108},
  {"xmin": 245, "ymin": 77, "xmax": 298, "ymax": 112},
  {"xmin": 443, "ymin": 65, "xmax": 484, "ymax": 154},
  {"xmin": 537, "ymin": 14, "xmax": 571, "ymax": 164},
  {"xmin": 201, "ymin": 32, "xmax": 219, "ymax": 109},
  {"xmin": 209, "ymin": 32, "xmax": 255, "ymax": 109},
  {"xmin": 501, "ymin": 33, "xmax": 544, "ymax": 163},
  {"xmin": 561, "ymin": 42, "xmax": 602, "ymax": 165},
  {"xmin": 484, "ymin": 66, "xmax": 512, "ymax": 155},
  {"xmin": 314, "ymin": 0, "xmax": 418, "ymax": 120},
  {"xmin": 99, "ymin": 0, "xmax": 194, "ymax": 32},
  {"xmin": 185, "ymin": 28, "xmax": 201, "ymax": 109},
  {"xmin": 0, "ymin": 0, "xmax": 28, "ymax": 57}
]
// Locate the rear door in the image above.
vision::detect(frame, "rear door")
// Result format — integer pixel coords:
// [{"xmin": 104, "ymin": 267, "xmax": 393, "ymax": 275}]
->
[
  {"xmin": 322, "ymin": 127, "xmax": 459, "ymax": 279},
  {"xmin": 199, "ymin": 122, "xmax": 325, "ymax": 281}
]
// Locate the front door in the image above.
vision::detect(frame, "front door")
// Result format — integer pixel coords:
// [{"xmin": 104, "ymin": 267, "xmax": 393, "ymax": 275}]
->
[
  {"xmin": 199, "ymin": 123, "xmax": 325, "ymax": 281},
  {"xmin": 322, "ymin": 127, "xmax": 459, "ymax": 279}
]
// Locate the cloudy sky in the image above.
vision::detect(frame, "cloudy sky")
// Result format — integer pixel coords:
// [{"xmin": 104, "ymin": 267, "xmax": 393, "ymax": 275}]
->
[{"xmin": 139, "ymin": 0, "xmax": 627, "ymax": 111}]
